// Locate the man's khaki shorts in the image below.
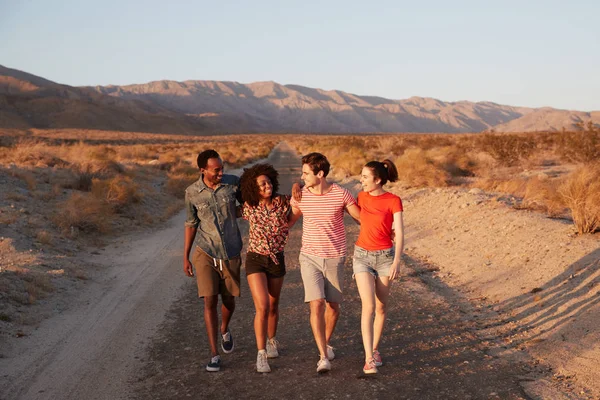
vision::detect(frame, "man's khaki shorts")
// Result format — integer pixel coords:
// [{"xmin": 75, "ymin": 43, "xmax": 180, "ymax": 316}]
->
[
  {"xmin": 192, "ymin": 247, "xmax": 241, "ymax": 297},
  {"xmin": 299, "ymin": 252, "xmax": 345, "ymax": 303}
]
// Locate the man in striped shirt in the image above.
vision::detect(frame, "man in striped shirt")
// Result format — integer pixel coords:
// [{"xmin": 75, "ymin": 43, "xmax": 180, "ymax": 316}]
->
[{"xmin": 290, "ymin": 152, "xmax": 360, "ymax": 373}]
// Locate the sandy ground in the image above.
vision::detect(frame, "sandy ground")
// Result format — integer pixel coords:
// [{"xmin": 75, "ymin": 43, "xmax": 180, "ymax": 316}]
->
[{"xmin": 0, "ymin": 142, "xmax": 598, "ymax": 399}]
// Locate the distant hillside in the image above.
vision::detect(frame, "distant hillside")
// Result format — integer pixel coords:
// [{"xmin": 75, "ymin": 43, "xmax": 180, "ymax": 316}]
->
[
  {"xmin": 0, "ymin": 65, "xmax": 207, "ymax": 134},
  {"xmin": 91, "ymin": 80, "xmax": 536, "ymax": 133},
  {"xmin": 492, "ymin": 108, "xmax": 600, "ymax": 132},
  {"xmin": 1, "ymin": 65, "xmax": 599, "ymax": 134}
]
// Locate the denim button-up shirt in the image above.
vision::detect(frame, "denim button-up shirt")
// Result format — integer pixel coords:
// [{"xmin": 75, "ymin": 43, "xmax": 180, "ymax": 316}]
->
[{"xmin": 184, "ymin": 174, "xmax": 243, "ymax": 260}]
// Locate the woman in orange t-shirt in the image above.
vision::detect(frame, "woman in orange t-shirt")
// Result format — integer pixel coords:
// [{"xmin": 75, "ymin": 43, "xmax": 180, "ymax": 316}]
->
[{"xmin": 353, "ymin": 159, "xmax": 404, "ymax": 375}]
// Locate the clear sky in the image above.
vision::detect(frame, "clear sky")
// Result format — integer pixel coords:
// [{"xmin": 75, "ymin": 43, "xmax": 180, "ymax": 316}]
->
[{"xmin": 1, "ymin": 0, "xmax": 599, "ymax": 110}]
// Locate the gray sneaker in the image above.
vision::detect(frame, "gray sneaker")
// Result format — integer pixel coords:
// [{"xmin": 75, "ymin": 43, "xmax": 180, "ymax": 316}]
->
[
  {"xmin": 266, "ymin": 338, "xmax": 279, "ymax": 358},
  {"xmin": 316, "ymin": 357, "xmax": 331, "ymax": 373},
  {"xmin": 256, "ymin": 350, "xmax": 271, "ymax": 373}
]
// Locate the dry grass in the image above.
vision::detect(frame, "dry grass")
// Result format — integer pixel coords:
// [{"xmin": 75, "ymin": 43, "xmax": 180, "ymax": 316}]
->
[
  {"xmin": 559, "ymin": 164, "xmax": 600, "ymax": 234},
  {"xmin": 54, "ymin": 192, "xmax": 114, "ymax": 235},
  {"xmin": 36, "ymin": 230, "xmax": 54, "ymax": 245},
  {"xmin": 286, "ymin": 131, "xmax": 599, "ymax": 234},
  {"xmin": 0, "ymin": 129, "xmax": 279, "ymax": 240}
]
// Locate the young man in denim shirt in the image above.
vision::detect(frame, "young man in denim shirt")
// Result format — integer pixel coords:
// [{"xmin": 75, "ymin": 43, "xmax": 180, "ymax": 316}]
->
[{"xmin": 183, "ymin": 149, "xmax": 243, "ymax": 372}]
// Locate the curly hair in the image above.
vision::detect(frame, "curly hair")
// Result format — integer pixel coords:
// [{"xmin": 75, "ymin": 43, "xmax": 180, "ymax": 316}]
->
[{"xmin": 240, "ymin": 163, "xmax": 280, "ymax": 206}]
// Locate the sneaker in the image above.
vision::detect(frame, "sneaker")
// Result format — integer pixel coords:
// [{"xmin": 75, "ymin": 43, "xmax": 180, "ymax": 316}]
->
[
  {"xmin": 256, "ymin": 350, "xmax": 271, "ymax": 373},
  {"xmin": 221, "ymin": 330, "xmax": 234, "ymax": 354},
  {"xmin": 363, "ymin": 357, "xmax": 378, "ymax": 374},
  {"xmin": 206, "ymin": 355, "xmax": 221, "ymax": 372},
  {"xmin": 266, "ymin": 338, "xmax": 279, "ymax": 358},
  {"xmin": 316, "ymin": 357, "xmax": 331, "ymax": 373},
  {"xmin": 373, "ymin": 350, "xmax": 383, "ymax": 367},
  {"xmin": 326, "ymin": 344, "xmax": 335, "ymax": 361}
]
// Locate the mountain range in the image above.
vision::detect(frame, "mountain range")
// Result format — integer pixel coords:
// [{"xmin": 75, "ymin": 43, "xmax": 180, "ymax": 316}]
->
[{"xmin": 1, "ymin": 64, "xmax": 598, "ymax": 134}]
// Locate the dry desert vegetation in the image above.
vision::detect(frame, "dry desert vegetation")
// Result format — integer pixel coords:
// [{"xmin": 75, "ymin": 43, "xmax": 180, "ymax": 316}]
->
[
  {"xmin": 0, "ymin": 128, "xmax": 276, "ymax": 335},
  {"xmin": 1, "ymin": 127, "xmax": 600, "ymax": 397},
  {"xmin": 288, "ymin": 127, "xmax": 600, "ymax": 234}
]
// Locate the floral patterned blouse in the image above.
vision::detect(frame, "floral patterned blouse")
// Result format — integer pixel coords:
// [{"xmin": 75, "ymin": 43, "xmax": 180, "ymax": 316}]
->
[{"xmin": 242, "ymin": 195, "xmax": 291, "ymax": 264}]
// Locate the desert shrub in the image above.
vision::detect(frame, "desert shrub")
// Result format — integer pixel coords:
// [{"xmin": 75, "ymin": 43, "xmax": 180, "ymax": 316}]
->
[
  {"xmin": 559, "ymin": 164, "xmax": 600, "ymax": 234},
  {"xmin": 12, "ymin": 170, "xmax": 37, "ymax": 191},
  {"xmin": 166, "ymin": 172, "xmax": 198, "ymax": 198},
  {"xmin": 556, "ymin": 131, "xmax": 600, "ymax": 164},
  {"xmin": 477, "ymin": 133, "xmax": 537, "ymax": 166},
  {"xmin": 522, "ymin": 175, "xmax": 566, "ymax": 217},
  {"xmin": 332, "ymin": 147, "xmax": 368, "ymax": 177},
  {"xmin": 54, "ymin": 192, "xmax": 113, "ymax": 233},
  {"xmin": 36, "ymin": 230, "xmax": 54, "ymax": 245},
  {"xmin": 92, "ymin": 175, "xmax": 142, "ymax": 212},
  {"xmin": 395, "ymin": 148, "xmax": 451, "ymax": 187}
]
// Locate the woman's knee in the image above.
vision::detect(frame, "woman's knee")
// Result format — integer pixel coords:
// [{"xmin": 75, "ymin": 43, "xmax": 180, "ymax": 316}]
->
[{"xmin": 375, "ymin": 302, "xmax": 386, "ymax": 316}]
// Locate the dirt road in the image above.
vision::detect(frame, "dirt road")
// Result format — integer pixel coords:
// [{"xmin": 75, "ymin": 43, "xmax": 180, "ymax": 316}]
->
[{"xmin": 0, "ymin": 142, "xmax": 569, "ymax": 400}]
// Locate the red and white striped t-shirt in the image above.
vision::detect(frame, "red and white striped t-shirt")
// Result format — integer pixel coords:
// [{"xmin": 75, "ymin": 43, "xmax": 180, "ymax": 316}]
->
[{"xmin": 290, "ymin": 183, "xmax": 356, "ymax": 258}]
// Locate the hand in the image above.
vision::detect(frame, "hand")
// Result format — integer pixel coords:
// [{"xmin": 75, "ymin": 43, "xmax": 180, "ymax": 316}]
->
[
  {"xmin": 389, "ymin": 261, "xmax": 400, "ymax": 281},
  {"xmin": 184, "ymin": 258, "xmax": 194, "ymax": 277},
  {"xmin": 292, "ymin": 182, "xmax": 303, "ymax": 202}
]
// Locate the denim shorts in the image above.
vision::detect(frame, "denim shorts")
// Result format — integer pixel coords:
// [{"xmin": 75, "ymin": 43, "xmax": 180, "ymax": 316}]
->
[{"xmin": 352, "ymin": 246, "xmax": 394, "ymax": 278}]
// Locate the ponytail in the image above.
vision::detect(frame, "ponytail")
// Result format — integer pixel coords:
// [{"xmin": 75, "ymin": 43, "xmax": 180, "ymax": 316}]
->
[{"xmin": 364, "ymin": 159, "xmax": 398, "ymax": 186}]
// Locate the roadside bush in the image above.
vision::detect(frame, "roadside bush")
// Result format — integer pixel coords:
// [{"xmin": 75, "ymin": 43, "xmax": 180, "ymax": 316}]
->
[
  {"xmin": 559, "ymin": 164, "xmax": 600, "ymax": 234},
  {"xmin": 395, "ymin": 148, "xmax": 451, "ymax": 187},
  {"xmin": 92, "ymin": 175, "xmax": 142, "ymax": 212},
  {"xmin": 556, "ymin": 131, "xmax": 600, "ymax": 164},
  {"xmin": 54, "ymin": 192, "xmax": 113, "ymax": 234},
  {"xmin": 477, "ymin": 133, "xmax": 537, "ymax": 166}
]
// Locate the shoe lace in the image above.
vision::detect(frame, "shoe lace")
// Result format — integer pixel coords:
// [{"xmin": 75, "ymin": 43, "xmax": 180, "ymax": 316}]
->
[
  {"xmin": 269, "ymin": 338, "xmax": 279, "ymax": 348},
  {"xmin": 222, "ymin": 331, "xmax": 231, "ymax": 341},
  {"xmin": 258, "ymin": 352, "xmax": 267, "ymax": 365}
]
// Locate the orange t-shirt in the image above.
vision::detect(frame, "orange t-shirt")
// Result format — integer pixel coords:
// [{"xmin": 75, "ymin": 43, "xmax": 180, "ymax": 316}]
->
[{"xmin": 355, "ymin": 191, "xmax": 403, "ymax": 250}]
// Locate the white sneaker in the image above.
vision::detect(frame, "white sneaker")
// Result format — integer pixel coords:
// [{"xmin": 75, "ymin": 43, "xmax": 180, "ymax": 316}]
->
[
  {"xmin": 266, "ymin": 338, "xmax": 279, "ymax": 358},
  {"xmin": 316, "ymin": 357, "xmax": 331, "ymax": 373},
  {"xmin": 256, "ymin": 350, "xmax": 271, "ymax": 373},
  {"xmin": 326, "ymin": 344, "xmax": 335, "ymax": 361}
]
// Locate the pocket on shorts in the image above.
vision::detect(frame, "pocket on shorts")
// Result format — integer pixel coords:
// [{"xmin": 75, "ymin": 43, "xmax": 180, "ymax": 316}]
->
[{"xmin": 353, "ymin": 246, "xmax": 368, "ymax": 258}]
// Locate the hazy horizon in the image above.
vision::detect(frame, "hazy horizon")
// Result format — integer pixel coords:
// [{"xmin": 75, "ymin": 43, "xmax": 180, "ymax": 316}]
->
[{"xmin": 2, "ymin": 0, "xmax": 599, "ymax": 111}]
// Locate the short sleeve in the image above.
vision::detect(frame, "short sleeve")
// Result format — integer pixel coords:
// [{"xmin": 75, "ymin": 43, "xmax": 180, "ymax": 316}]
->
[
  {"xmin": 392, "ymin": 195, "xmax": 403, "ymax": 213},
  {"xmin": 241, "ymin": 202, "xmax": 250, "ymax": 220},
  {"xmin": 341, "ymin": 187, "xmax": 357, "ymax": 207}
]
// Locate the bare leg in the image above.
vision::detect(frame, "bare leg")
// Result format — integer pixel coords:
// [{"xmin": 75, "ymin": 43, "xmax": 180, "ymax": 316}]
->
[
  {"xmin": 220, "ymin": 294, "xmax": 236, "ymax": 335},
  {"xmin": 373, "ymin": 277, "xmax": 391, "ymax": 352},
  {"xmin": 324, "ymin": 301, "xmax": 340, "ymax": 346},
  {"xmin": 309, "ymin": 299, "xmax": 327, "ymax": 358},
  {"xmin": 355, "ymin": 272, "xmax": 376, "ymax": 361},
  {"xmin": 267, "ymin": 276, "xmax": 285, "ymax": 339},
  {"xmin": 203, "ymin": 295, "xmax": 220, "ymax": 357},
  {"xmin": 247, "ymin": 273, "xmax": 269, "ymax": 350}
]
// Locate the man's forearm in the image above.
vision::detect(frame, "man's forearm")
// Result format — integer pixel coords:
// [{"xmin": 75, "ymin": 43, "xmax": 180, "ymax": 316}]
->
[{"xmin": 184, "ymin": 226, "xmax": 197, "ymax": 259}]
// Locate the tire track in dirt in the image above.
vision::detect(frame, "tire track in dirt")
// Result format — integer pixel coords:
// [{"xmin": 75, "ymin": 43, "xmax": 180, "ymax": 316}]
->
[{"xmin": 129, "ymin": 143, "xmax": 539, "ymax": 400}]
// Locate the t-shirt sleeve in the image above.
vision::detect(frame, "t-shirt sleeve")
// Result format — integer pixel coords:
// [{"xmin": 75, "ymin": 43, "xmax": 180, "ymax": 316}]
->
[
  {"xmin": 342, "ymin": 187, "xmax": 357, "ymax": 207},
  {"xmin": 392, "ymin": 195, "xmax": 403, "ymax": 213}
]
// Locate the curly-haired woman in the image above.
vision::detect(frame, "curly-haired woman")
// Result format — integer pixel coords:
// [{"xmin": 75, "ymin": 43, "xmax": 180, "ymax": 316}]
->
[{"xmin": 240, "ymin": 163, "xmax": 297, "ymax": 373}]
